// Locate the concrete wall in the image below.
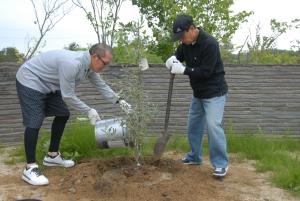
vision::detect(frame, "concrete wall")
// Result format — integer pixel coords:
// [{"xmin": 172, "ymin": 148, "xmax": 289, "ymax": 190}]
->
[{"xmin": 1, "ymin": 62, "xmax": 300, "ymax": 144}]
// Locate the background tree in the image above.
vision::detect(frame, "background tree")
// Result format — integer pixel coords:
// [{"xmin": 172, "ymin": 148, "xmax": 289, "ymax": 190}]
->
[
  {"xmin": 72, "ymin": 0, "xmax": 125, "ymax": 47},
  {"xmin": 0, "ymin": 47, "xmax": 24, "ymax": 63},
  {"xmin": 24, "ymin": 0, "xmax": 73, "ymax": 60},
  {"xmin": 113, "ymin": 20, "xmax": 163, "ymax": 64},
  {"xmin": 247, "ymin": 19, "xmax": 297, "ymax": 51},
  {"xmin": 132, "ymin": 0, "xmax": 252, "ymax": 60},
  {"xmin": 220, "ymin": 42, "xmax": 236, "ymax": 64},
  {"xmin": 291, "ymin": 40, "xmax": 300, "ymax": 52},
  {"xmin": 64, "ymin": 42, "xmax": 88, "ymax": 51},
  {"xmin": 236, "ymin": 18, "xmax": 300, "ymax": 64}
]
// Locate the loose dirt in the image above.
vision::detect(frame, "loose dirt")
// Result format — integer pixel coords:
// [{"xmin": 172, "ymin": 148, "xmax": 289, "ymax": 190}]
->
[{"xmin": 0, "ymin": 148, "xmax": 299, "ymax": 201}]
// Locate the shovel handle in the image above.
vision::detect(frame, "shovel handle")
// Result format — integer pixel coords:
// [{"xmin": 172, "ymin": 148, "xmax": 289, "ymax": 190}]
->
[
  {"xmin": 163, "ymin": 73, "xmax": 175, "ymax": 134},
  {"xmin": 153, "ymin": 73, "xmax": 175, "ymax": 161}
]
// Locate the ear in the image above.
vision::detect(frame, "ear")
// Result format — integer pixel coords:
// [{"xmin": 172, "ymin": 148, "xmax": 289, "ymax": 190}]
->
[{"xmin": 190, "ymin": 25, "xmax": 196, "ymax": 30}]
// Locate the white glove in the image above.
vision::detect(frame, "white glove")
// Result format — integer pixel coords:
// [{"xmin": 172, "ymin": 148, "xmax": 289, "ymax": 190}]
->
[
  {"xmin": 171, "ymin": 62, "xmax": 186, "ymax": 74},
  {"xmin": 165, "ymin": 56, "xmax": 178, "ymax": 70},
  {"xmin": 119, "ymin": 99, "xmax": 133, "ymax": 114},
  {"xmin": 88, "ymin": 108, "xmax": 101, "ymax": 125}
]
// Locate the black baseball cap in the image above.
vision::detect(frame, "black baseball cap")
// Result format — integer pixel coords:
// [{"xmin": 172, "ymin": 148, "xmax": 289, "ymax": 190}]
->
[{"xmin": 172, "ymin": 15, "xmax": 194, "ymax": 41}]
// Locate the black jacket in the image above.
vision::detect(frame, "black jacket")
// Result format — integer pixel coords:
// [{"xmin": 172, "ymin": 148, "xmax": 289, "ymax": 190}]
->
[{"xmin": 175, "ymin": 28, "xmax": 228, "ymax": 99}]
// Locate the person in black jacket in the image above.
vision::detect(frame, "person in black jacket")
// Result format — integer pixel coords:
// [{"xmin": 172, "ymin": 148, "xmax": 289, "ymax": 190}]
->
[{"xmin": 165, "ymin": 14, "xmax": 229, "ymax": 177}]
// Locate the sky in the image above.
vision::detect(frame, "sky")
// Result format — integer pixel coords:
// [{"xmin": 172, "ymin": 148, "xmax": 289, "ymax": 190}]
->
[{"xmin": 0, "ymin": 0, "xmax": 299, "ymax": 54}]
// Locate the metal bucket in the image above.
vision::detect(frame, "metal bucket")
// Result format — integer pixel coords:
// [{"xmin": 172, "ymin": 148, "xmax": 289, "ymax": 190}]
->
[{"xmin": 95, "ymin": 118, "xmax": 129, "ymax": 148}]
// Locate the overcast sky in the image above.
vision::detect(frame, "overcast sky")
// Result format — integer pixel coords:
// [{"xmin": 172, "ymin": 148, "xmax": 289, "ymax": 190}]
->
[{"xmin": 0, "ymin": 0, "xmax": 299, "ymax": 53}]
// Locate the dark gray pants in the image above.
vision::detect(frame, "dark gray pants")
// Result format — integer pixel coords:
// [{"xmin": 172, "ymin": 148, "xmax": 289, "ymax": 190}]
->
[{"xmin": 16, "ymin": 80, "xmax": 70, "ymax": 163}]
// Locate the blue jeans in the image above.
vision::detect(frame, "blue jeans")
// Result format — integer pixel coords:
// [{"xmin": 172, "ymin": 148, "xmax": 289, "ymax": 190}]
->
[{"xmin": 185, "ymin": 95, "xmax": 228, "ymax": 168}]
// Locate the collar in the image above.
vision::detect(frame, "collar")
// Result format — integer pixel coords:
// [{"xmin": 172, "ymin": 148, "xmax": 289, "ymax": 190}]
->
[{"xmin": 194, "ymin": 28, "xmax": 208, "ymax": 45}]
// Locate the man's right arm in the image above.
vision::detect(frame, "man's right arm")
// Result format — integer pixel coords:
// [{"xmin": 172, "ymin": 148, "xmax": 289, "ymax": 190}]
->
[
  {"xmin": 58, "ymin": 62, "xmax": 91, "ymax": 114},
  {"xmin": 88, "ymin": 72, "xmax": 119, "ymax": 104},
  {"xmin": 175, "ymin": 45, "xmax": 185, "ymax": 62}
]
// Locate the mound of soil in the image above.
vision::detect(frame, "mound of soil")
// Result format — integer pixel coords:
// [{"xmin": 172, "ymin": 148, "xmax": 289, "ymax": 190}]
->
[{"xmin": 0, "ymin": 150, "xmax": 299, "ymax": 201}]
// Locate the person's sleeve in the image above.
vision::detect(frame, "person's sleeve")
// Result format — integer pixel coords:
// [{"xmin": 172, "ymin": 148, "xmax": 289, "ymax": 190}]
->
[
  {"xmin": 58, "ymin": 62, "xmax": 91, "ymax": 114},
  {"xmin": 183, "ymin": 43, "xmax": 218, "ymax": 79},
  {"xmin": 88, "ymin": 72, "xmax": 119, "ymax": 104},
  {"xmin": 175, "ymin": 44, "xmax": 185, "ymax": 62}
]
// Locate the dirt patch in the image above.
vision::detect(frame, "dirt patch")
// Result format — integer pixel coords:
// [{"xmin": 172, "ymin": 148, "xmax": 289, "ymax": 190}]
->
[{"xmin": 0, "ymin": 150, "xmax": 299, "ymax": 201}]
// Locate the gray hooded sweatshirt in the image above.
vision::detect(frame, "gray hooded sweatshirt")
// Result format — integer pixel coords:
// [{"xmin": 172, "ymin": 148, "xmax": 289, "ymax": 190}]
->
[{"xmin": 16, "ymin": 50, "xmax": 119, "ymax": 114}]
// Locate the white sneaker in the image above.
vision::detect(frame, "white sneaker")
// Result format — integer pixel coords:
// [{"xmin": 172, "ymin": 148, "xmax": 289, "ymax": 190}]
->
[
  {"xmin": 43, "ymin": 152, "xmax": 75, "ymax": 168},
  {"xmin": 22, "ymin": 164, "xmax": 49, "ymax": 186}
]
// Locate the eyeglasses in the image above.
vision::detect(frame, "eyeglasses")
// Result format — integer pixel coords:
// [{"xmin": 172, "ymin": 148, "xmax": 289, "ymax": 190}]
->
[{"xmin": 97, "ymin": 55, "xmax": 110, "ymax": 66}]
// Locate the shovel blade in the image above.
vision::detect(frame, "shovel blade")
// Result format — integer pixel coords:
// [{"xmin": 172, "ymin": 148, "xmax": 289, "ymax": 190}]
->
[{"xmin": 153, "ymin": 133, "xmax": 171, "ymax": 161}]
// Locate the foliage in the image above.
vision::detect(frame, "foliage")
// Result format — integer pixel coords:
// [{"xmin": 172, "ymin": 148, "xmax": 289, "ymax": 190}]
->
[
  {"xmin": 64, "ymin": 42, "xmax": 88, "ymax": 51},
  {"xmin": 113, "ymin": 45, "xmax": 163, "ymax": 64},
  {"xmin": 220, "ymin": 43, "xmax": 236, "ymax": 64},
  {"xmin": 0, "ymin": 47, "xmax": 24, "ymax": 63},
  {"xmin": 112, "ymin": 19, "xmax": 163, "ymax": 64},
  {"xmin": 132, "ymin": 0, "xmax": 252, "ymax": 60},
  {"xmin": 223, "ymin": 18, "xmax": 300, "ymax": 64},
  {"xmin": 113, "ymin": 17, "xmax": 158, "ymax": 165},
  {"xmin": 291, "ymin": 39, "xmax": 300, "ymax": 52},
  {"xmin": 121, "ymin": 66, "xmax": 158, "ymax": 165},
  {"xmin": 236, "ymin": 49, "xmax": 300, "ymax": 64},
  {"xmin": 246, "ymin": 19, "xmax": 299, "ymax": 52},
  {"xmin": 113, "ymin": 19, "xmax": 147, "ymax": 63}
]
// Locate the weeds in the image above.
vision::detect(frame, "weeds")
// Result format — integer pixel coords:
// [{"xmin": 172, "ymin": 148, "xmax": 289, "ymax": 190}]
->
[{"xmin": 226, "ymin": 125, "xmax": 300, "ymax": 196}]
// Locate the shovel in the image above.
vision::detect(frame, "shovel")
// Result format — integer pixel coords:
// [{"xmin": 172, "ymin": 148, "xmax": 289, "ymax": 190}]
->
[{"xmin": 153, "ymin": 73, "xmax": 175, "ymax": 162}]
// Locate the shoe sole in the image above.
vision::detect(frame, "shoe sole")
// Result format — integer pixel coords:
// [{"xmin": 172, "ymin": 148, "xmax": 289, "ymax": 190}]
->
[
  {"xmin": 213, "ymin": 167, "xmax": 228, "ymax": 177},
  {"xmin": 43, "ymin": 161, "xmax": 75, "ymax": 168},
  {"xmin": 22, "ymin": 175, "xmax": 49, "ymax": 186},
  {"xmin": 212, "ymin": 172, "xmax": 227, "ymax": 177},
  {"xmin": 182, "ymin": 162, "xmax": 201, "ymax": 165}
]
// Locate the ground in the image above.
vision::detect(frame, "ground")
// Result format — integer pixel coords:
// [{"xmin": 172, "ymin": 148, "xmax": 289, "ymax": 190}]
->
[{"xmin": 0, "ymin": 148, "xmax": 299, "ymax": 201}]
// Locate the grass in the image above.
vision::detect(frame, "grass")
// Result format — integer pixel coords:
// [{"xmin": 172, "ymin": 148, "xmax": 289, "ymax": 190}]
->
[
  {"xmin": 3, "ymin": 120, "xmax": 300, "ymax": 196},
  {"xmin": 226, "ymin": 126, "xmax": 300, "ymax": 196}
]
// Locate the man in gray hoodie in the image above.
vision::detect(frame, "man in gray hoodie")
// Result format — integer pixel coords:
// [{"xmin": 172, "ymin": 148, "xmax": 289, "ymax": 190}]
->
[{"xmin": 16, "ymin": 43, "xmax": 131, "ymax": 185}]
